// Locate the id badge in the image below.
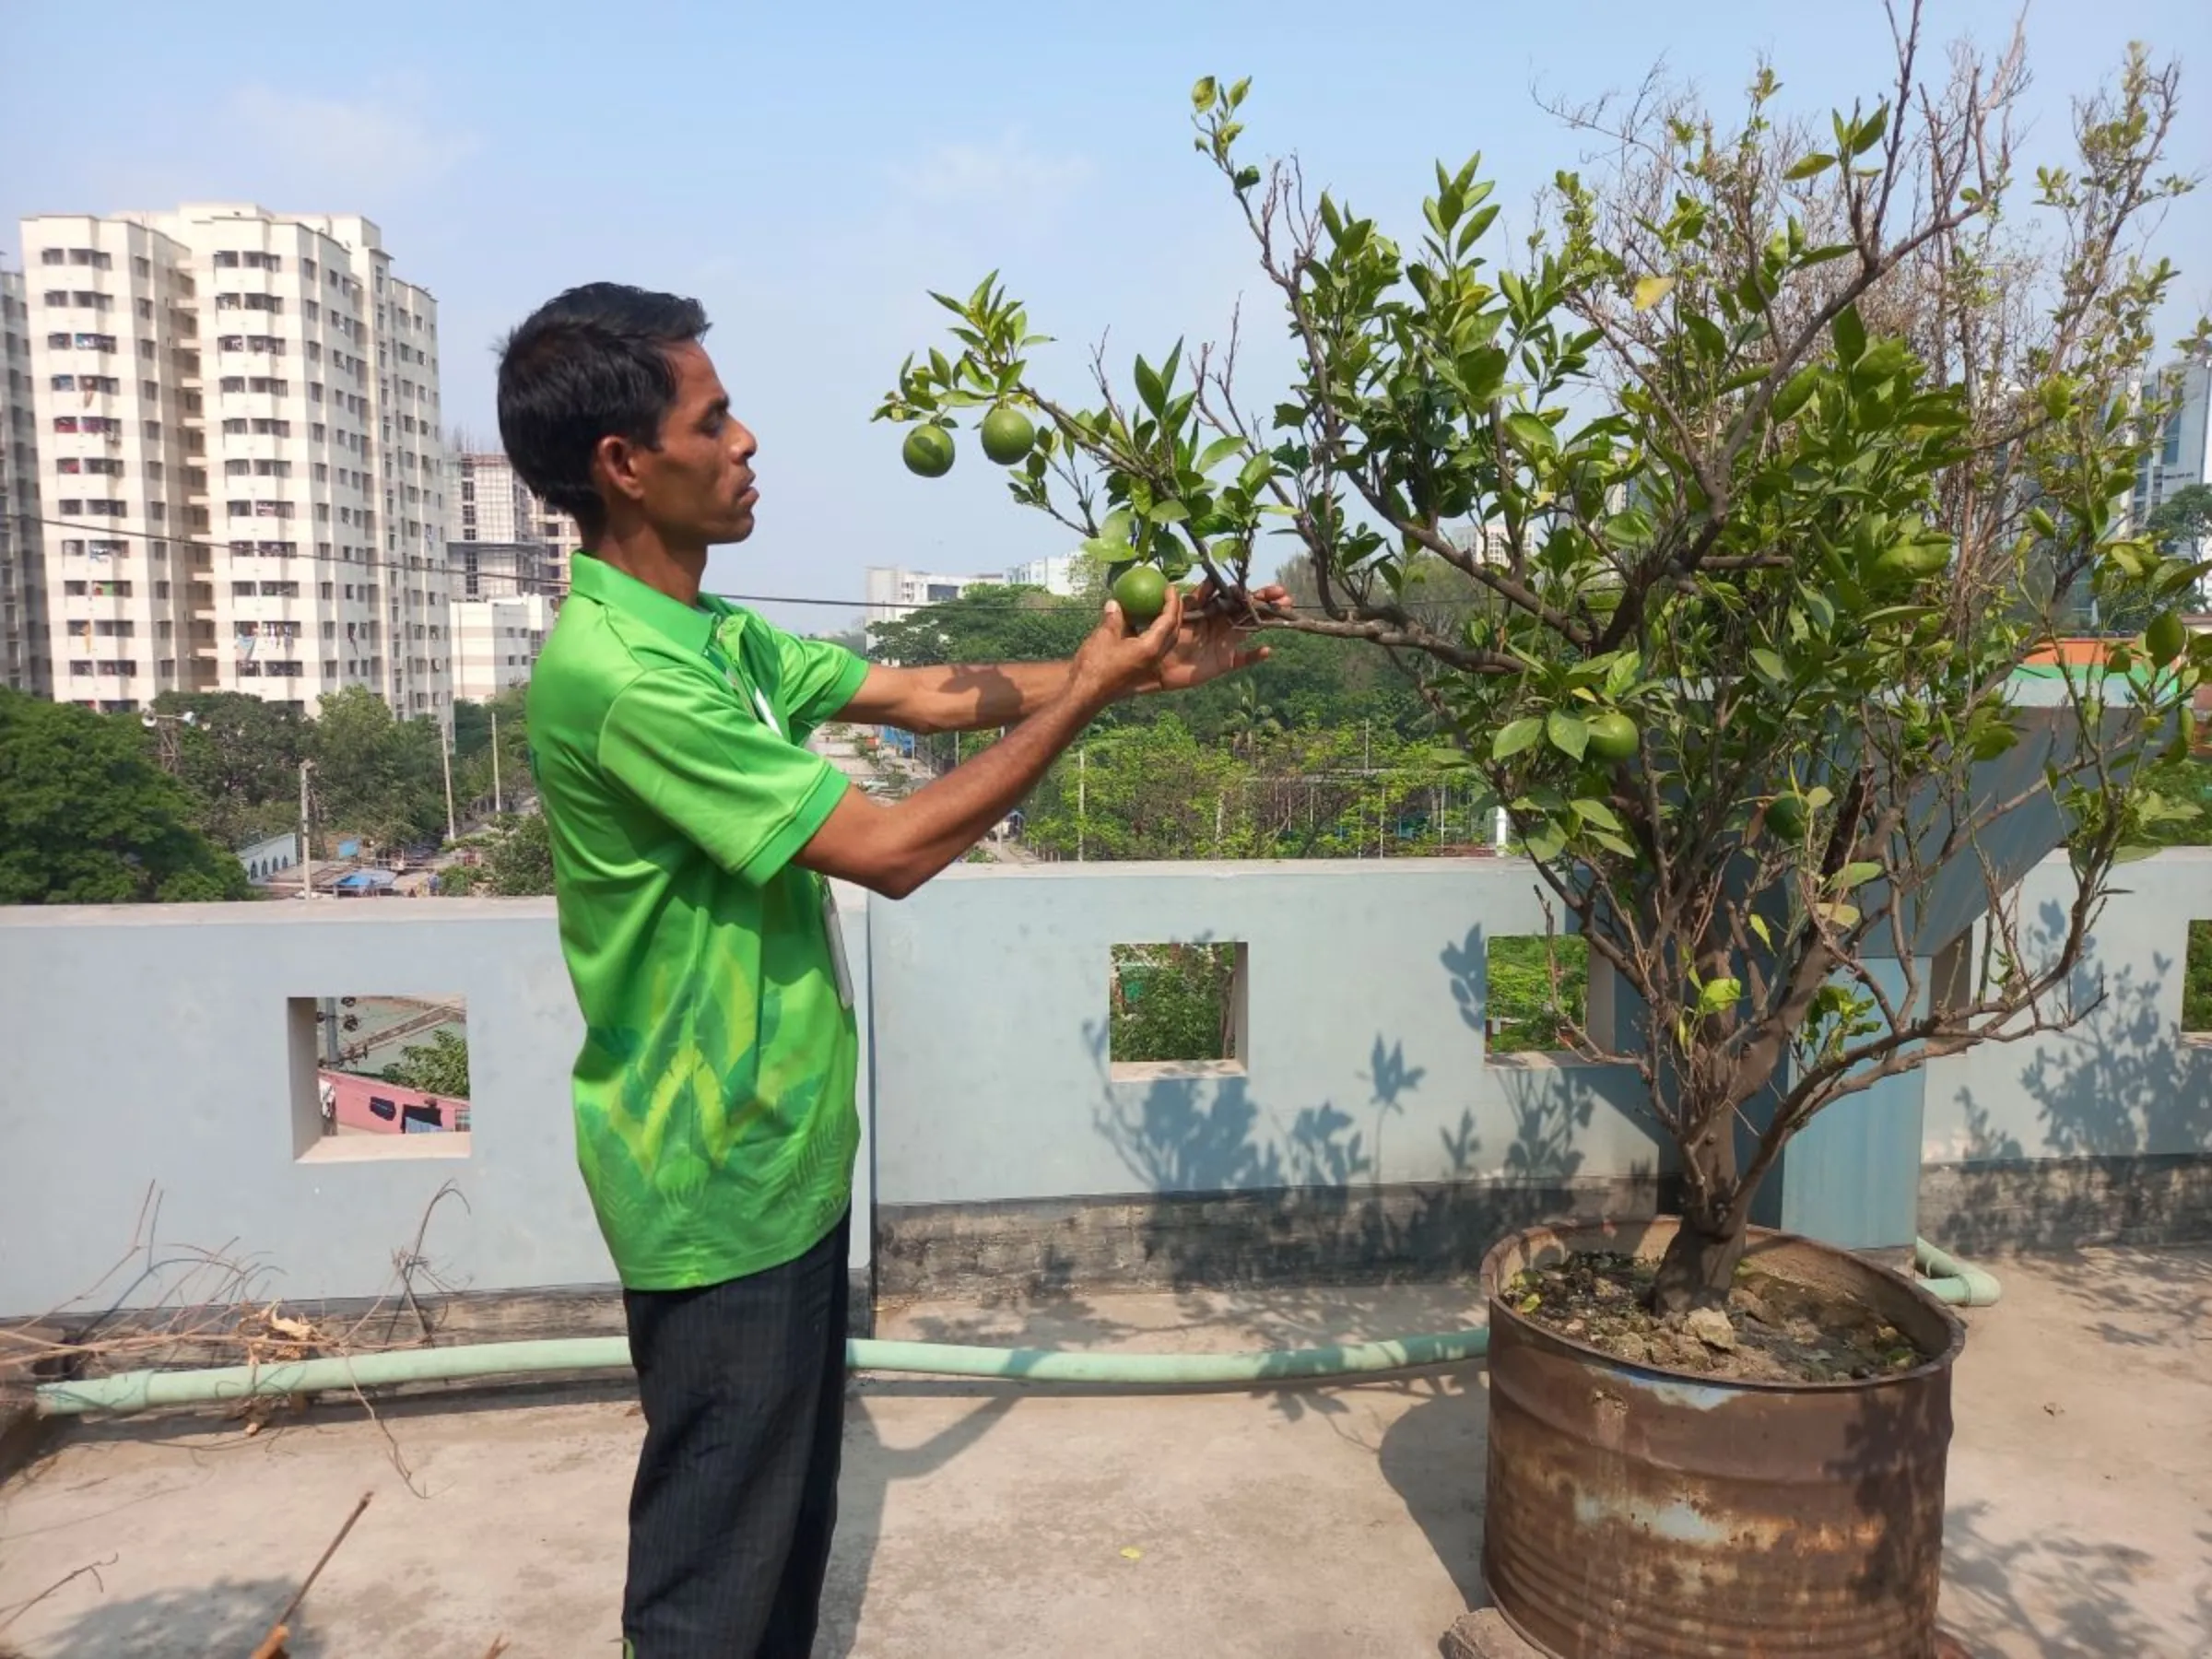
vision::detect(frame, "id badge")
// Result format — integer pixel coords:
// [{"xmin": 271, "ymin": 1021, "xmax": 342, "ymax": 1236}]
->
[{"xmin": 820, "ymin": 881, "xmax": 855, "ymax": 1010}]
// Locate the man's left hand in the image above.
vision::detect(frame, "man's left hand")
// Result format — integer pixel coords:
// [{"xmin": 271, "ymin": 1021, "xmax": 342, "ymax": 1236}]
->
[{"xmin": 1141, "ymin": 579, "xmax": 1294, "ymax": 693}]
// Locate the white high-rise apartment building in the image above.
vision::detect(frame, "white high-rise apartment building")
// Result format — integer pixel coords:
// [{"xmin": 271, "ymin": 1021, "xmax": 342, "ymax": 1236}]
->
[
  {"xmin": 452, "ymin": 592, "xmax": 556, "ymax": 700},
  {"xmin": 0, "ymin": 267, "xmax": 47, "ymax": 692},
  {"xmin": 18, "ymin": 205, "xmax": 454, "ymax": 724}
]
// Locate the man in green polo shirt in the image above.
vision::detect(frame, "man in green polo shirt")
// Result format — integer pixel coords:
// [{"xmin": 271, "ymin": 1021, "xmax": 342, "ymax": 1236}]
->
[{"xmin": 496, "ymin": 283, "xmax": 1284, "ymax": 1659}]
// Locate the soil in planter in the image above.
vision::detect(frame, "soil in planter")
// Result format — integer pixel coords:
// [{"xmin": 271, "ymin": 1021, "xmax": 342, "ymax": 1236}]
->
[{"xmin": 1501, "ymin": 1253, "xmax": 1933, "ymax": 1383}]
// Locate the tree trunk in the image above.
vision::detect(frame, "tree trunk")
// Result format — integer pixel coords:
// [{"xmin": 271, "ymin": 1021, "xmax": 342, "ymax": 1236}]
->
[
  {"xmin": 1652, "ymin": 1122, "xmax": 1747, "ymax": 1313},
  {"xmin": 1651, "ymin": 1211, "xmax": 1747, "ymax": 1313}
]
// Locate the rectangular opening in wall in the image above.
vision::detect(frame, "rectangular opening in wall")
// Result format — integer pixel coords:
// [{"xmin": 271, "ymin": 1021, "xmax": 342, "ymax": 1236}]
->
[
  {"xmin": 2185, "ymin": 923, "xmax": 2212, "ymax": 1040},
  {"xmin": 1109, "ymin": 942, "xmax": 1246, "ymax": 1081},
  {"xmin": 1485, "ymin": 935, "xmax": 1592, "ymax": 1063},
  {"xmin": 289, "ymin": 993, "xmax": 470, "ymax": 1161}
]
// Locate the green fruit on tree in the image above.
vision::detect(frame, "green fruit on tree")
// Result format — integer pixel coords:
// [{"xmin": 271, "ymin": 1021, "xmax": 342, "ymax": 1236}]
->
[
  {"xmin": 2146, "ymin": 610, "xmax": 2187, "ymax": 665},
  {"xmin": 901, "ymin": 425, "xmax": 956, "ymax": 478},
  {"xmin": 1765, "ymin": 793, "xmax": 1809, "ymax": 841},
  {"xmin": 1585, "ymin": 711, "xmax": 1640, "ymax": 762},
  {"xmin": 1112, "ymin": 564, "xmax": 1171, "ymax": 628},
  {"xmin": 979, "ymin": 405, "xmax": 1037, "ymax": 465}
]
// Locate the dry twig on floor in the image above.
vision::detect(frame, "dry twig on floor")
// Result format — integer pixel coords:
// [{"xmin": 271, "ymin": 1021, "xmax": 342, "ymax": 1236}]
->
[
  {"xmin": 0, "ymin": 1555, "xmax": 117, "ymax": 1632},
  {"xmin": 248, "ymin": 1488, "xmax": 372, "ymax": 1659}
]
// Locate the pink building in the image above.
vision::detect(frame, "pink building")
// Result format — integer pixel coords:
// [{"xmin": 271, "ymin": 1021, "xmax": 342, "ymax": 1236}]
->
[{"xmin": 319, "ymin": 1068, "xmax": 470, "ymax": 1135}]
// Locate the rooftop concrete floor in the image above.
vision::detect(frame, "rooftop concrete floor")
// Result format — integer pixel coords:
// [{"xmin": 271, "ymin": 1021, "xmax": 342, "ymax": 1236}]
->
[{"xmin": 1, "ymin": 1247, "xmax": 2205, "ymax": 1658}]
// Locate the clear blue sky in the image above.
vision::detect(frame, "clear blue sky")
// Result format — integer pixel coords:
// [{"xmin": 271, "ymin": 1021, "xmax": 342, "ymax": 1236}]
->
[{"xmin": 4, "ymin": 1, "xmax": 2206, "ymax": 630}]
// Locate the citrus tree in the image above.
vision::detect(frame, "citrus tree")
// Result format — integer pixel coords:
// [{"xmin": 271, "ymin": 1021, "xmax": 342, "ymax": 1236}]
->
[{"xmin": 881, "ymin": 8, "xmax": 2207, "ymax": 1308}]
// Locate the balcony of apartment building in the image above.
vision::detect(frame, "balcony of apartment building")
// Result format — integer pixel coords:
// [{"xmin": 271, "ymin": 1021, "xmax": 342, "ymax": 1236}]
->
[{"xmin": 0, "ymin": 854, "xmax": 2206, "ymax": 1656}]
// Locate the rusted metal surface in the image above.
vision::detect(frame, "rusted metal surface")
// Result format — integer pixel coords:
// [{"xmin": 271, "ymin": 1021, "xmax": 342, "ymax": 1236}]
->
[{"xmin": 1480, "ymin": 1218, "xmax": 1965, "ymax": 1659}]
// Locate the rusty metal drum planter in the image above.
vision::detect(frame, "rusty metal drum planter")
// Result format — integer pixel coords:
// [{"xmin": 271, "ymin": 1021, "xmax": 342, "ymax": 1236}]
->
[{"xmin": 1479, "ymin": 1218, "xmax": 1965, "ymax": 1659}]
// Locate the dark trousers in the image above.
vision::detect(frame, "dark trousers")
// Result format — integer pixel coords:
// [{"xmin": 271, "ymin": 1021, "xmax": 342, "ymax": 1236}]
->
[{"xmin": 621, "ymin": 1213, "xmax": 850, "ymax": 1659}]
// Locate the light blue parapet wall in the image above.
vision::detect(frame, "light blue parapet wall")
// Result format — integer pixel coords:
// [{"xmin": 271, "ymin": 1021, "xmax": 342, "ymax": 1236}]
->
[
  {"xmin": 1, "ymin": 853, "xmax": 2207, "ymax": 1317},
  {"xmin": 866, "ymin": 860, "xmax": 1664, "ymax": 1206}
]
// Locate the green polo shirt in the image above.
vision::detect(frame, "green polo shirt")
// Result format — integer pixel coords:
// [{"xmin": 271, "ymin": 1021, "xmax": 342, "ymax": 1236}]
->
[{"xmin": 527, "ymin": 553, "xmax": 870, "ymax": 1290}]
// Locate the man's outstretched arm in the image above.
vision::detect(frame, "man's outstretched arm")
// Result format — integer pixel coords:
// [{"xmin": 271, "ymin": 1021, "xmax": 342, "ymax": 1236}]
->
[
  {"xmin": 838, "ymin": 659, "xmax": 1071, "ymax": 735},
  {"xmin": 837, "ymin": 580, "xmax": 1291, "ymax": 735},
  {"xmin": 798, "ymin": 594, "xmax": 1182, "ymax": 899}
]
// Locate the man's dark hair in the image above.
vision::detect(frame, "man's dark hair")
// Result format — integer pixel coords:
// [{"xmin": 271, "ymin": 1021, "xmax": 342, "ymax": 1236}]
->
[{"xmin": 496, "ymin": 283, "xmax": 710, "ymax": 541}]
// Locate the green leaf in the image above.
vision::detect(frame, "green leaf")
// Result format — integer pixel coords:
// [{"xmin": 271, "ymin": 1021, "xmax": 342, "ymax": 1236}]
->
[
  {"xmin": 1836, "ymin": 861, "xmax": 1884, "ymax": 889},
  {"xmin": 1547, "ymin": 710, "xmax": 1590, "ymax": 760},
  {"xmin": 1785, "ymin": 153, "xmax": 1837, "ymax": 181},
  {"xmin": 1492, "ymin": 717, "xmax": 1543, "ymax": 759},
  {"xmin": 1748, "ymin": 914, "xmax": 1772, "ymax": 947},
  {"xmin": 1147, "ymin": 500, "xmax": 1191, "ymax": 525},
  {"xmin": 1750, "ymin": 648, "xmax": 1788, "ymax": 684},
  {"xmin": 1572, "ymin": 797, "xmax": 1623, "ymax": 831},
  {"xmin": 1525, "ymin": 820, "xmax": 1568, "ymax": 863},
  {"xmin": 1135, "ymin": 355, "xmax": 1166, "ymax": 417},
  {"xmin": 1831, "ymin": 304, "xmax": 1866, "ymax": 366},
  {"xmin": 1814, "ymin": 901, "xmax": 1861, "ymax": 928},
  {"xmin": 1457, "ymin": 347, "xmax": 1509, "ymax": 405},
  {"xmin": 1698, "ymin": 977, "xmax": 1743, "ymax": 1016},
  {"xmin": 1191, "ymin": 76, "xmax": 1218, "ymax": 110},
  {"xmin": 1632, "ymin": 275, "xmax": 1677, "ymax": 312},
  {"xmin": 1770, "ymin": 367, "xmax": 1820, "ymax": 423},
  {"xmin": 2030, "ymin": 506, "xmax": 2058, "ymax": 539},
  {"xmin": 1503, "ymin": 412, "xmax": 1559, "ymax": 457},
  {"xmin": 1851, "ymin": 105, "xmax": 1889, "ymax": 156},
  {"xmin": 1195, "ymin": 435, "xmax": 1244, "ymax": 474}
]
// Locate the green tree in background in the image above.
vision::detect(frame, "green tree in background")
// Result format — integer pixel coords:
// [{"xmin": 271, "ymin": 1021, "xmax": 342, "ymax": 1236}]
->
[
  {"xmin": 2147, "ymin": 482, "xmax": 2212, "ymax": 577},
  {"xmin": 382, "ymin": 1028, "xmax": 472, "ymax": 1097},
  {"xmin": 452, "ymin": 686, "xmax": 532, "ymax": 812},
  {"xmin": 312, "ymin": 687, "xmax": 449, "ymax": 852},
  {"xmin": 866, "ymin": 582, "xmax": 1091, "ymax": 669},
  {"xmin": 0, "ymin": 689, "xmax": 250, "ymax": 903},
  {"xmin": 147, "ymin": 690, "xmax": 309, "ymax": 851},
  {"xmin": 440, "ymin": 811, "xmax": 555, "ymax": 896},
  {"xmin": 1485, "ymin": 935, "xmax": 1591, "ymax": 1054},
  {"xmin": 1110, "ymin": 944, "xmax": 1238, "ymax": 1063}
]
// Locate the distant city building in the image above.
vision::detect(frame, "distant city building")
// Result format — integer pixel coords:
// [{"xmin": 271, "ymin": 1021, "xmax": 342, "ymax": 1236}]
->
[
  {"xmin": 452, "ymin": 538, "xmax": 557, "ymax": 601},
  {"xmin": 864, "ymin": 564, "xmax": 1005, "ymax": 623},
  {"xmin": 18, "ymin": 203, "xmax": 454, "ymax": 724},
  {"xmin": 2134, "ymin": 355, "xmax": 2211, "ymax": 538},
  {"xmin": 1006, "ymin": 553, "xmax": 1082, "ymax": 595},
  {"xmin": 0, "ymin": 266, "xmax": 46, "ymax": 692},
  {"xmin": 457, "ymin": 450, "xmax": 581, "ymax": 590},
  {"xmin": 452, "ymin": 592, "xmax": 555, "ymax": 701}
]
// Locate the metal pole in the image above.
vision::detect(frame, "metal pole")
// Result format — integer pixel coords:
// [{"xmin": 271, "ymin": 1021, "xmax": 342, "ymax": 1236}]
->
[
  {"xmin": 299, "ymin": 759, "xmax": 315, "ymax": 901},
  {"xmin": 1077, "ymin": 746, "xmax": 1087, "ymax": 863},
  {"xmin": 490, "ymin": 710, "xmax": 503, "ymax": 816},
  {"xmin": 440, "ymin": 724, "xmax": 457, "ymax": 842}
]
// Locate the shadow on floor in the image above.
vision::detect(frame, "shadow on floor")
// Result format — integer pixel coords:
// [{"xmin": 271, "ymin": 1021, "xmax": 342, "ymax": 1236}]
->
[
  {"xmin": 814, "ymin": 1394, "xmax": 1017, "ymax": 1659},
  {"xmin": 1939, "ymin": 1500, "xmax": 2176, "ymax": 1659},
  {"xmin": 2028, "ymin": 1244, "xmax": 2212, "ymax": 1353},
  {"xmin": 1, "ymin": 1577, "xmax": 320, "ymax": 1658},
  {"xmin": 1376, "ymin": 1372, "xmax": 1494, "ymax": 1615}
]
